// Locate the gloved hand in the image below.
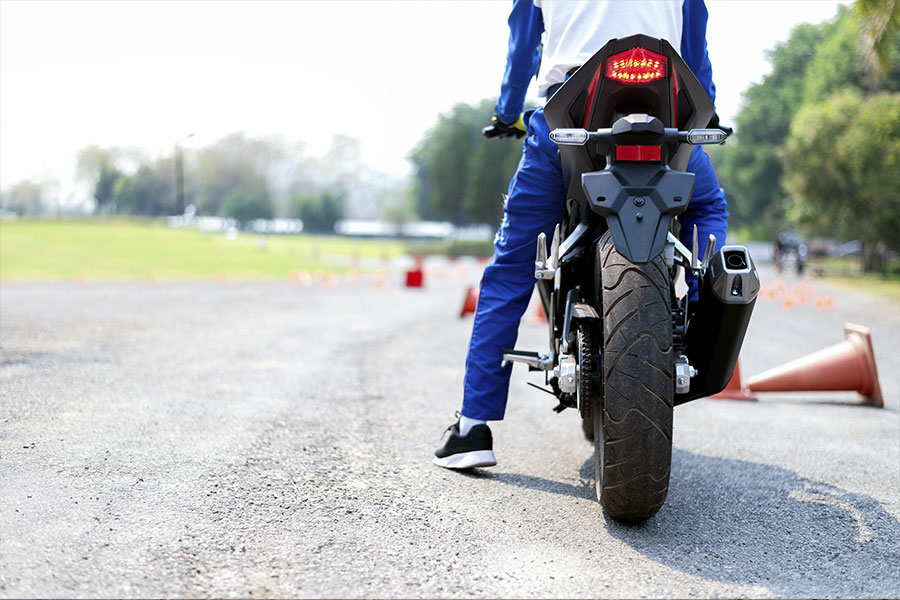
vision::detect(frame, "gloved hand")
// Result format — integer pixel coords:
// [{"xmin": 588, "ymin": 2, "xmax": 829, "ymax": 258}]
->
[{"xmin": 482, "ymin": 113, "xmax": 527, "ymax": 139}]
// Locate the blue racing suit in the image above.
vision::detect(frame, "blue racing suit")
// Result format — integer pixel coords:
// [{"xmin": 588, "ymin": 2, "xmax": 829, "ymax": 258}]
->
[{"xmin": 461, "ymin": 0, "xmax": 729, "ymax": 421}]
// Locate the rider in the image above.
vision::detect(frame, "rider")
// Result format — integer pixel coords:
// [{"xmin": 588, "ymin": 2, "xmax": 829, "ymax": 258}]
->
[{"xmin": 434, "ymin": 0, "xmax": 730, "ymax": 469}]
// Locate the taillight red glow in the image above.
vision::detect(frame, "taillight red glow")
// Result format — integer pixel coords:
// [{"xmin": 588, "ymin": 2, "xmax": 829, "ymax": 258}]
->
[
  {"xmin": 615, "ymin": 145, "xmax": 662, "ymax": 162},
  {"xmin": 606, "ymin": 47, "xmax": 668, "ymax": 84}
]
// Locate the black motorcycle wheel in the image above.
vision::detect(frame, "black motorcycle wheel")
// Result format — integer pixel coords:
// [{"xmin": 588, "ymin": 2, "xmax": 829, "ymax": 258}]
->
[{"xmin": 594, "ymin": 231, "xmax": 673, "ymax": 523}]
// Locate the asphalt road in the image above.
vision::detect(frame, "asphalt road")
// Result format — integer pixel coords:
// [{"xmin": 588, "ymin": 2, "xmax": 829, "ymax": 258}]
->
[{"xmin": 1, "ymin": 257, "xmax": 898, "ymax": 598}]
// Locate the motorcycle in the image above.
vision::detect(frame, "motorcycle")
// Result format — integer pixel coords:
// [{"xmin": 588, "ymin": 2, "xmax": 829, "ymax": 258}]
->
[
  {"xmin": 495, "ymin": 35, "xmax": 760, "ymax": 522},
  {"xmin": 773, "ymin": 230, "xmax": 808, "ymax": 275}
]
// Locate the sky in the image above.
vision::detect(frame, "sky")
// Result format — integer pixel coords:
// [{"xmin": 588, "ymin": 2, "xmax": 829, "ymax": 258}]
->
[{"xmin": 0, "ymin": 0, "xmax": 851, "ymax": 204}]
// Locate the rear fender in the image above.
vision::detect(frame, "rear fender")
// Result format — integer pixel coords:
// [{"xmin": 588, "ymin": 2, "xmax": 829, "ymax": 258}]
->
[{"xmin": 582, "ymin": 168, "xmax": 694, "ymax": 264}]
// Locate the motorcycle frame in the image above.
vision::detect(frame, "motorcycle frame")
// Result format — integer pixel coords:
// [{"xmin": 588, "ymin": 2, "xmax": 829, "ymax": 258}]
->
[{"xmin": 514, "ymin": 35, "xmax": 756, "ymax": 408}]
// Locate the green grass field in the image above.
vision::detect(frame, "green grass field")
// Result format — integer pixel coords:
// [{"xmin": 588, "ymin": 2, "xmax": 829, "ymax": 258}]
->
[
  {"xmin": 4, "ymin": 219, "xmax": 897, "ymax": 301},
  {"xmin": 809, "ymin": 257, "xmax": 900, "ymax": 301},
  {"xmin": 0, "ymin": 219, "xmax": 405, "ymax": 281}
]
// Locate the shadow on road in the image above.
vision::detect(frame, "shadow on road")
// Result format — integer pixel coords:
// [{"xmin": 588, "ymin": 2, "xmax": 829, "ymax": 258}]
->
[
  {"xmin": 460, "ymin": 457, "xmax": 595, "ymax": 501},
  {"xmin": 464, "ymin": 448, "xmax": 898, "ymax": 596},
  {"xmin": 604, "ymin": 448, "xmax": 900, "ymax": 597}
]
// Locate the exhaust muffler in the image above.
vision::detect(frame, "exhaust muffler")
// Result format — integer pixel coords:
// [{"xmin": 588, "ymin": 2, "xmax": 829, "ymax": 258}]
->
[{"xmin": 675, "ymin": 245, "xmax": 759, "ymax": 405}]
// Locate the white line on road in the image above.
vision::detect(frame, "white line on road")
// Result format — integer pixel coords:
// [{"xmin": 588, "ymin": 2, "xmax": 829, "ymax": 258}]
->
[{"xmin": 789, "ymin": 487, "xmax": 873, "ymax": 543}]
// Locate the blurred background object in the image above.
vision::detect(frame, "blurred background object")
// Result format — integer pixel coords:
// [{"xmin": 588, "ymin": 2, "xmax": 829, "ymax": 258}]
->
[{"xmin": 0, "ymin": 1, "xmax": 896, "ymax": 293}]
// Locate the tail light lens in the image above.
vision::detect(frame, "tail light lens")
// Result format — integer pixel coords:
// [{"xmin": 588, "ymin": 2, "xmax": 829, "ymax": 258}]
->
[
  {"xmin": 615, "ymin": 145, "xmax": 662, "ymax": 162},
  {"xmin": 606, "ymin": 47, "xmax": 667, "ymax": 85}
]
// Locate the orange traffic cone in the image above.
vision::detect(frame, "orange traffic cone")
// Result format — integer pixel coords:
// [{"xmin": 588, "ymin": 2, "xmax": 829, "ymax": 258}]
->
[
  {"xmin": 460, "ymin": 285, "xmax": 479, "ymax": 317},
  {"xmin": 405, "ymin": 269, "xmax": 423, "ymax": 288},
  {"xmin": 530, "ymin": 303, "xmax": 548, "ymax": 325},
  {"xmin": 372, "ymin": 269, "xmax": 391, "ymax": 292},
  {"xmin": 711, "ymin": 360, "xmax": 757, "ymax": 401},
  {"xmin": 405, "ymin": 255, "xmax": 425, "ymax": 288},
  {"xmin": 746, "ymin": 323, "xmax": 883, "ymax": 408}
]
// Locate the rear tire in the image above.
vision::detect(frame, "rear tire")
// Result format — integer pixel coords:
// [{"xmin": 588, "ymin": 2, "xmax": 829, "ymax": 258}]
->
[{"xmin": 594, "ymin": 231, "xmax": 673, "ymax": 523}]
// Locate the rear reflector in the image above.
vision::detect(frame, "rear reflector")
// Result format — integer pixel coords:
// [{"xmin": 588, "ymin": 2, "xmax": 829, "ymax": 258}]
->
[
  {"xmin": 606, "ymin": 47, "xmax": 667, "ymax": 85},
  {"xmin": 616, "ymin": 145, "xmax": 662, "ymax": 162}
]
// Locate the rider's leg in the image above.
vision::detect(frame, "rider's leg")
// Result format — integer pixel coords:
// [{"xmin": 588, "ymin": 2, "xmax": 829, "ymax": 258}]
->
[
  {"xmin": 460, "ymin": 107, "xmax": 566, "ymax": 422},
  {"xmin": 680, "ymin": 146, "xmax": 730, "ymax": 299}
]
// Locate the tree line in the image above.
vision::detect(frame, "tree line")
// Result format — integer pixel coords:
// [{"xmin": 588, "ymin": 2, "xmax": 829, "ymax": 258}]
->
[
  {"xmin": 1, "ymin": 133, "xmax": 407, "ymax": 234},
  {"xmin": 410, "ymin": 99, "xmax": 525, "ymax": 228},
  {"xmin": 5, "ymin": 0, "xmax": 895, "ymax": 257},
  {"xmin": 93, "ymin": 133, "xmax": 354, "ymax": 233},
  {"xmin": 708, "ymin": 2, "xmax": 899, "ymax": 271},
  {"xmin": 408, "ymin": 1, "xmax": 898, "ymax": 271}
]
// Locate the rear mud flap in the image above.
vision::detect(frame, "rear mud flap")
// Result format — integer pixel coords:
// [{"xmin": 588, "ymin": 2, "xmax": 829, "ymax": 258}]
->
[{"xmin": 582, "ymin": 169, "xmax": 694, "ymax": 264}]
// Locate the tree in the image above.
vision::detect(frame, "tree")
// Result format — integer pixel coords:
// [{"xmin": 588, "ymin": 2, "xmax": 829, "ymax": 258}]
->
[
  {"xmin": 193, "ymin": 133, "xmax": 272, "ymax": 216},
  {"xmin": 316, "ymin": 135, "xmax": 372, "ymax": 220},
  {"xmin": 293, "ymin": 190, "xmax": 344, "ymax": 234},
  {"xmin": 784, "ymin": 91, "xmax": 900, "ymax": 271},
  {"xmin": 76, "ymin": 145, "xmax": 147, "ymax": 213},
  {"xmin": 94, "ymin": 163, "xmax": 122, "ymax": 213},
  {"xmin": 802, "ymin": 6, "xmax": 900, "ymax": 103},
  {"xmin": 712, "ymin": 2, "xmax": 900, "ymax": 233},
  {"xmin": 855, "ymin": 0, "xmax": 900, "ymax": 82},
  {"xmin": 222, "ymin": 189, "xmax": 274, "ymax": 225},
  {"xmin": 1, "ymin": 180, "xmax": 46, "ymax": 216},
  {"xmin": 114, "ymin": 163, "xmax": 173, "ymax": 217},
  {"xmin": 464, "ymin": 127, "xmax": 522, "ymax": 225},
  {"xmin": 411, "ymin": 99, "xmax": 525, "ymax": 225},
  {"xmin": 76, "ymin": 145, "xmax": 121, "ymax": 188},
  {"xmin": 801, "ymin": 12, "xmax": 870, "ymax": 105},
  {"xmin": 379, "ymin": 181, "xmax": 417, "ymax": 230},
  {"xmin": 712, "ymin": 21, "xmax": 830, "ymax": 227}
]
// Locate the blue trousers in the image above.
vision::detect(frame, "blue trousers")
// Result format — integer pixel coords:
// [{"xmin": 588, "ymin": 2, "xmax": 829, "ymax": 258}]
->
[{"xmin": 461, "ymin": 106, "xmax": 729, "ymax": 421}]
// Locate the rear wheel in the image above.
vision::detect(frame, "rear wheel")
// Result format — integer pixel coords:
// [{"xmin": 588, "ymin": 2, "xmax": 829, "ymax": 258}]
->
[{"xmin": 594, "ymin": 231, "xmax": 673, "ymax": 522}]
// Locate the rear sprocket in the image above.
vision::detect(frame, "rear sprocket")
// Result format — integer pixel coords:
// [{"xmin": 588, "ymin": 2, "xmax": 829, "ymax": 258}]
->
[{"xmin": 577, "ymin": 324, "xmax": 598, "ymax": 439}]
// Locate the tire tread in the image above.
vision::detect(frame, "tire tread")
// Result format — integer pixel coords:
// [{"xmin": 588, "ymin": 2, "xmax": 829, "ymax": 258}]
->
[{"xmin": 595, "ymin": 231, "xmax": 674, "ymax": 523}]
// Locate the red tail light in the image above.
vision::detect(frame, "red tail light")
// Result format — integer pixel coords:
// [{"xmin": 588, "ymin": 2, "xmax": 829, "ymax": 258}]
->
[
  {"xmin": 606, "ymin": 47, "xmax": 667, "ymax": 85},
  {"xmin": 615, "ymin": 145, "xmax": 662, "ymax": 162}
]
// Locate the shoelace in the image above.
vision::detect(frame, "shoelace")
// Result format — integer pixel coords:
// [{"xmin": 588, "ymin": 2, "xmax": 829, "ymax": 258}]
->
[{"xmin": 440, "ymin": 411, "xmax": 462, "ymax": 440}]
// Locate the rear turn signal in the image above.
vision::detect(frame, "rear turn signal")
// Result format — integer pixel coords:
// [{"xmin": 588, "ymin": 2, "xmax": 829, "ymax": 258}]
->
[
  {"xmin": 615, "ymin": 145, "xmax": 661, "ymax": 162},
  {"xmin": 606, "ymin": 47, "xmax": 667, "ymax": 84}
]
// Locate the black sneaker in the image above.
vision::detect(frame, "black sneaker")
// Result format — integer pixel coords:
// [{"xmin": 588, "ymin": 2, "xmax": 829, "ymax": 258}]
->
[{"xmin": 433, "ymin": 420, "xmax": 497, "ymax": 469}]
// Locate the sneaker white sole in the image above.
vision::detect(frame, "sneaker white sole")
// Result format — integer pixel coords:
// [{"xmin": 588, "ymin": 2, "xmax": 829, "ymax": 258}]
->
[{"xmin": 433, "ymin": 450, "xmax": 497, "ymax": 469}]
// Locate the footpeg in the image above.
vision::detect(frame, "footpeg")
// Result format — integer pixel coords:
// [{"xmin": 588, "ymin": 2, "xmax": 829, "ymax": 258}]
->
[
  {"xmin": 535, "ymin": 231, "xmax": 555, "ymax": 280},
  {"xmin": 501, "ymin": 349, "xmax": 552, "ymax": 371}
]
